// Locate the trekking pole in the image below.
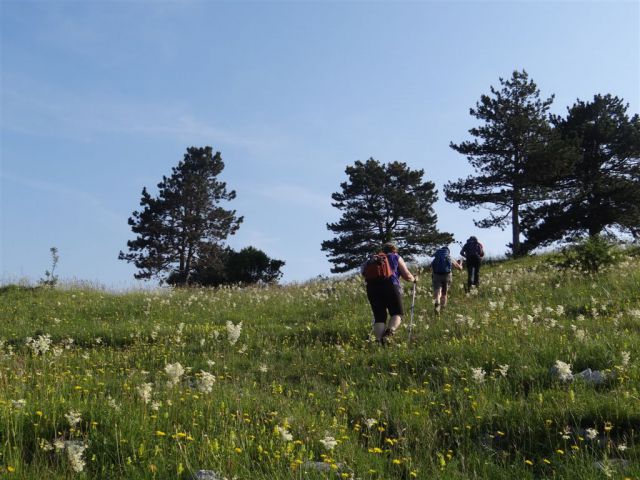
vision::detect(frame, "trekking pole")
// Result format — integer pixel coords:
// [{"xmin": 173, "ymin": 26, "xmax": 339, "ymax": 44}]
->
[{"xmin": 407, "ymin": 281, "xmax": 417, "ymax": 344}]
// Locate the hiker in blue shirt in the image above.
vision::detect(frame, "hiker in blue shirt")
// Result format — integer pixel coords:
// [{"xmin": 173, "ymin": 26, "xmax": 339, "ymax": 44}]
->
[
  {"xmin": 361, "ymin": 243, "xmax": 416, "ymax": 344},
  {"xmin": 430, "ymin": 246, "xmax": 462, "ymax": 314},
  {"xmin": 460, "ymin": 236, "xmax": 485, "ymax": 291}
]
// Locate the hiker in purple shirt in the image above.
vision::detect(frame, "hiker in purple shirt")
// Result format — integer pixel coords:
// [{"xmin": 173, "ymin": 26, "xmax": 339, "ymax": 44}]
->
[{"xmin": 361, "ymin": 243, "xmax": 416, "ymax": 344}]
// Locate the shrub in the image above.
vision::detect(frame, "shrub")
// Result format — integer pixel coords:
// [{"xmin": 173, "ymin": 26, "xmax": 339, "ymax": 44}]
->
[{"xmin": 557, "ymin": 235, "xmax": 619, "ymax": 273}]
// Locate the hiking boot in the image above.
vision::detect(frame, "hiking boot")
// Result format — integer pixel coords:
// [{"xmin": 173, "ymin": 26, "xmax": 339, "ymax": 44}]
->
[
  {"xmin": 434, "ymin": 303, "xmax": 441, "ymax": 315},
  {"xmin": 381, "ymin": 328, "xmax": 394, "ymax": 346}
]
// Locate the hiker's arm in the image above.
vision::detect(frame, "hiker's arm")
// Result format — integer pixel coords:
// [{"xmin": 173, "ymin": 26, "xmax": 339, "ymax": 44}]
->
[
  {"xmin": 452, "ymin": 259, "xmax": 463, "ymax": 270},
  {"xmin": 398, "ymin": 257, "xmax": 416, "ymax": 282}
]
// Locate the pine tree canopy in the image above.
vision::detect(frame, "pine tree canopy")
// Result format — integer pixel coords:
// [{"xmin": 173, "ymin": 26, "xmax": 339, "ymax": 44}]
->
[
  {"xmin": 521, "ymin": 94, "xmax": 640, "ymax": 249},
  {"xmin": 118, "ymin": 146, "xmax": 243, "ymax": 284},
  {"xmin": 321, "ymin": 158, "xmax": 452, "ymax": 273},
  {"xmin": 444, "ymin": 70, "xmax": 554, "ymax": 255}
]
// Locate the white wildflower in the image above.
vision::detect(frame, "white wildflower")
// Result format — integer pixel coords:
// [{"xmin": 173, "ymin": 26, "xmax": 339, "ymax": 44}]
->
[
  {"xmin": 621, "ymin": 351, "xmax": 630, "ymax": 367},
  {"xmin": 106, "ymin": 395, "xmax": 120, "ymax": 411},
  {"xmin": 11, "ymin": 399, "xmax": 26, "ymax": 409},
  {"xmin": 26, "ymin": 334, "xmax": 52, "ymax": 355},
  {"xmin": 365, "ymin": 418, "xmax": 378, "ymax": 428},
  {"xmin": 497, "ymin": 364, "xmax": 509, "ymax": 377},
  {"xmin": 471, "ymin": 367, "xmax": 486, "ymax": 384},
  {"xmin": 66, "ymin": 442, "xmax": 87, "ymax": 473},
  {"xmin": 585, "ymin": 428, "xmax": 598, "ymax": 440},
  {"xmin": 151, "ymin": 401, "xmax": 162, "ymax": 411},
  {"xmin": 53, "ymin": 438, "xmax": 65, "ymax": 451},
  {"xmin": 39, "ymin": 439, "xmax": 54, "ymax": 451},
  {"xmin": 226, "ymin": 321, "xmax": 243, "ymax": 346},
  {"xmin": 617, "ymin": 443, "xmax": 627, "ymax": 451},
  {"xmin": 319, "ymin": 435, "xmax": 338, "ymax": 451},
  {"xmin": 137, "ymin": 382, "xmax": 153, "ymax": 404},
  {"xmin": 556, "ymin": 305, "xmax": 565, "ymax": 316},
  {"xmin": 275, "ymin": 425, "xmax": 293, "ymax": 442},
  {"xmin": 198, "ymin": 371, "xmax": 216, "ymax": 393},
  {"xmin": 258, "ymin": 364, "xmax": 268, "ymax": 373},
  {"xmin": 553, "ymin": 360, "xmax": 573, "ymax": 382},
  {"xmin": 65, "ymin": 410, "xmax": 82, "ymax": 428},
  {"xmin": 165, "ymin": 362, "xmax": 185, "ymax": 387}
]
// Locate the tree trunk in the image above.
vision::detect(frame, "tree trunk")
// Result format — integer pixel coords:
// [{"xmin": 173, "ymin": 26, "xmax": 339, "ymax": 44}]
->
[{"xmin": 512, "ymin": 198, "xmax": 521, "ymax": 256}]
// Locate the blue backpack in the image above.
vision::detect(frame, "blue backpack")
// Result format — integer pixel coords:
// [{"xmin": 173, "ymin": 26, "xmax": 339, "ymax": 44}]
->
[{"xmin": 432, "ymin": 247, "xmax": 452, "ymax": 274}]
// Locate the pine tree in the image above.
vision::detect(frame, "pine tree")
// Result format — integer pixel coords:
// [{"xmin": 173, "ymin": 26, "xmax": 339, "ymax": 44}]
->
[
  {"xmin": 321, "ymin": 158, "xmax": 452, "ymax": 273},
  {"xmin": 521, "ymin": 94, "xmax": 640, "ymax": 249},
  {"xmin": 444, "ymin": 70, "xmax": 554, "ymax": 255},
  {"xmin": 119, "ymin": 147, "xmax": 243, "ymax": 284}
]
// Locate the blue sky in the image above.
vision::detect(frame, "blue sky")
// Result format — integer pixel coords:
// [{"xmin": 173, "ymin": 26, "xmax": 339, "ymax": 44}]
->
[{"xmin": 1, "ymin": 0, "xmax": 638, "ymax": 288}]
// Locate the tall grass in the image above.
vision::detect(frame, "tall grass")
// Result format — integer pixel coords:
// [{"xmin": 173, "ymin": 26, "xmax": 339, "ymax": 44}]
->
[{"xmin": 0, "ymin": 251, "xmax": 638, "ymax": 479}]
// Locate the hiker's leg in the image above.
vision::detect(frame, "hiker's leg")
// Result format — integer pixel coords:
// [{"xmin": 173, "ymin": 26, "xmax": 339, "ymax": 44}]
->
[
  {"xmin": 441, "ymin": 275, "xmax": 451, "ymax": 307},
  {"xmin": 367, "ymin": 283, "xmax": 387, "ymax": 341},
  {"xmin": 386, "ymin": 284, "xmax": 404, "ymax": 334},
  {"xmin": 467, "ymin": 265, "xmax": 473, "ymax": 289},
  {"xmin": 373, "ymin": 322, "xmax": 386, "ymax": 341},
  {"xmin": 474, "ymin": 262, "xmax": 480, "ymax": 286},
  {"xmin": 388, "ymin": 314, "xmax": 401, "ymax": 333}
]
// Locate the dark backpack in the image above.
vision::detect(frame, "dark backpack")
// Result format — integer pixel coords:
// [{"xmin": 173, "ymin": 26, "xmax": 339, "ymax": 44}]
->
[
  {"xmin": 363, "ymin": 253, "xmax": 393, "ymax": 281},
  {"xmin": 465, "ymin": 240, "xmax": 484, "ymax": 259},
  {"xmin": 432, "ymin": 248, "xmax": 452, "ymax": 274}
]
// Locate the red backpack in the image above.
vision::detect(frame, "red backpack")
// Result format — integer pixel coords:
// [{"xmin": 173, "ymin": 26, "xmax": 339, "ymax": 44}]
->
[{"xmin": 363, "ymin": 253, "xmax": 393, "ymax": 281}]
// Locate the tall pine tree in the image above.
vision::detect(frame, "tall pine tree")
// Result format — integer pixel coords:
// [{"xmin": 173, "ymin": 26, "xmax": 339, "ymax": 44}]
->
[
  {"xmin": 521, "ymin": 94, "xmax": 640, "ymax": 249},
  {"xmin": 321, "ymin": 158, "xmax": 452, "ymax": 273},
  {"xmin": 444, "ymin": 70, "xmax": 554, "ymax": 255},
  {"xmin": 119, "ymin": 146, "xmax": 243, "ymax": 284}
]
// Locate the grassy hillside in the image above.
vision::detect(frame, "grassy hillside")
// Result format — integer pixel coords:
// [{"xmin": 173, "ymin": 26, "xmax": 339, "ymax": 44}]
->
[{"xmin": 0, "ymin": 252, "xmax": 639, "ymax": 479}]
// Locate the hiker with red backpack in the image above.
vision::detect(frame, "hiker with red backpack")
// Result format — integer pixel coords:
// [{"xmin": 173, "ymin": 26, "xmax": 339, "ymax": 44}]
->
[
  {"xmin": 460, "ymin": 236, "xmax": 484, "ymax": 291},
  {"xmin": 361, "ymin": 243, "xmax": 417, "ymax": 345},
  {"xmin": 430, "ymin": 246, "xmax": 463, "ymax": 314}
]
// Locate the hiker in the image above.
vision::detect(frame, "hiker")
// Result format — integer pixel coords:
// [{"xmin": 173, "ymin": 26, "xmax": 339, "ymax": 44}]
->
[
  {"xmin": 460, "ymin": 236, "xmax": 485, "ymax": 290},
  {"xmin": 430, "ymin": 246, "xmax": 462, "ymax": 314},
  {"xmin": 361, "ymin": 243, "xmax": 417, "ymax": 344}
]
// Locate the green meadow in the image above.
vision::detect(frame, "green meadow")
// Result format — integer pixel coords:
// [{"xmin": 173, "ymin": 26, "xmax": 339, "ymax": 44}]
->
[{"xmin": 1, "ymin": 251, "xmax": 639, "ymax": 479}]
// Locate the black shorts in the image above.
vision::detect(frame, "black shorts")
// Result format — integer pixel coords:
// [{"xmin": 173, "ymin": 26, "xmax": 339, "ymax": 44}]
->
[{"xmin": 366, "ymin": 279, "xmax": 404, "ymax": 323}]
